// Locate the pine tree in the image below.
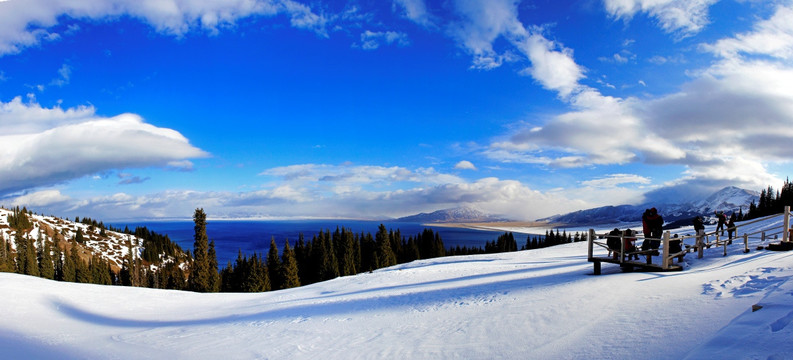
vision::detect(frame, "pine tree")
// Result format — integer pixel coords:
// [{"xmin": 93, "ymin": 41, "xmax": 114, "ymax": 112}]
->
[
  {"xmin": 38, "ymin": 234, "xmax": 55, "ymax": 280},
  {"xmin": 336, "ymin": 228, "xmax": 356, "ymax": 276},
  {"xmin": 375, "ymin": 224, "xmax": 396, "ymax": 268},
  {"xmin": 0, "ymin": 238, "xmax": 10, "ymax": 272},
  {"xmin": 189, "ymin": 208, "xmax": 212, "ymax": 292},
  {"xmin": 267, "ymin": 237, "xmax": 282, "ymax": 290},
  {"xmin": 208, "ymin": 240, "xmax": 220, "ymax": 292},
  {"xmin": 280, "ymin": 239, "xmax": 300, "ymax": 289},
  {"xmin": 72, "ymin": 244, "xmax": 90, "ymax": 283},
  {"xmin": 74, "ymin": 228, "xmax": 85, "ymax": 244}
]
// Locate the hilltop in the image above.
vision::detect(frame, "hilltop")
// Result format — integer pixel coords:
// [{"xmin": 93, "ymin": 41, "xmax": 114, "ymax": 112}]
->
[
  {"xmin": 0, "ymin": 207, "xmax": 187, "ymax": 275},
  {"xmin": 1, "ymin": 214, "xmax": 792, "ymax": 359}
]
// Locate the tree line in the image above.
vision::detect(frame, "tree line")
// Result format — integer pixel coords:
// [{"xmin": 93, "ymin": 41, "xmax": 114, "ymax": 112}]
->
[
  {"xmin": 744, "ymin": 178, "xmax": 793, "ymax": 220},
  {"xmin": 2, "ymin": 206, "xmax": 585, "ymax": 293}
]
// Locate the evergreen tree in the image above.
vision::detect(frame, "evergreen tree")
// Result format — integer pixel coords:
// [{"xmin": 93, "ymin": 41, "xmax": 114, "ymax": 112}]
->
[
  {"xmin": 280, "ymin": 239, "xmax": 300, "ymax": 289},
  {"xmin": 38, "ymin": 234, "xmax": 55, "ymax": 280},
  {"xmin": 72, "ymin": 244, "xmax": 90, "ymax": 283},
  {"xmin": 375, "ymin": 224, "xmax": 396, "ymax": 268},
  {"xmin": 359, "ymin": 232, "xmax": 377, "ymax": 272},
  {"xmin": 208, "ymin": 240, "xmax": 220, "ymax": 292},
  {"xmin": 294, "ymin": 234, "xmax": 313, "ymax": 285},
  {"xmin": 0, "ymin": 238, "xmax": 10, "ymax": 272},
  {"xmin": 189, "ymin": 208, "xmax": 213, "ymax": 292},
  {"xmin": 267, "ymin": 237, "xmax": 282, "ymax": 290},
  {"xmin": 74, "ymin": 228, "xmax": 85, "ymax": 244},
  {"xmin": 336, "ymin": 228, "xmax": 356, "ymax": 276}
]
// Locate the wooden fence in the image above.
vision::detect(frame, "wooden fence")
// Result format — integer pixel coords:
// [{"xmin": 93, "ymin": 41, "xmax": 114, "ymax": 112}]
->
[{"xmin": 587, "ymin": 206, "xmax": 792, "ymax": 274}]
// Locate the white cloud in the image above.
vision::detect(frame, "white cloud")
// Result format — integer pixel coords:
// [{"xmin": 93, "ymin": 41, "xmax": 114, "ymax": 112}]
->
[
  {"xmin": 603, "ymin": 0, "xmax": 719, "ymax": 38},
  {"xmin": 261, "ymin": 163, "xmax": 465, "ymax": 190},
  {"xmin": 0, "ymin": 0, "xmax": 329, "ymax": 56},
  {"xmin": 454, "ymin": 160, "xmax": 477, "ymax": 170},
  {"xmin": 702, "ymin": 4, "xmax": 793, "ymax": 61},
  {"xmin": 0, "ymin": 97, "xmax": 208, "ymax": 194},
  {"xmin": 485, "ymin": 4, "xmax": 793, "ymax": 202},
  {"xmin": 580, "ymin": 174, "xmax": 651, "ymax": 188},
  {"xmin": 359, "ymin": 30, "xmax": 410, "ymax": 50},
  {"xmin": 447, "ymin": 0, "xmax": 525, "ymax": 70},
  {"xmin": 50, "ymin": 63, "xmax": 71, "ymax": 87},
  {"xmin": 9, "ymin": 176, "xmax": 590, "ymax": 221},
  {"xmin": 393, "ymin": 0, "xmax": 434, "ymax": 27}
]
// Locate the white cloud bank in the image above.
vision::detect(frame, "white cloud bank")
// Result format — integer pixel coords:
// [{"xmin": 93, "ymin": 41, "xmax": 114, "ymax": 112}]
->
[
  {"xmin": 0, "ymin": 96, "xmax": 208, "ymax": 194},
  {"xmin": 0, "ymin": 0, "xmax": 329, "ymax": 56},
  {"xmin": 6, "ymin": 164, "xmax": 592, "ymax": 221}
]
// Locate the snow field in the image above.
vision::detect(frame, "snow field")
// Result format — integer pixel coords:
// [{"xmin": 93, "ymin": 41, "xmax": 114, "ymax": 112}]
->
[{"xmin": 1, "ymin": 215, "xmax": 793, "ymax": 359}]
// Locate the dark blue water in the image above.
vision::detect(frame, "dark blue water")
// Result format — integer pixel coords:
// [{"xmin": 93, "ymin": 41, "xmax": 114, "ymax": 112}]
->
[{"xmin": 119, "ymin": 220, "xmax": 513, "ymax": 266}]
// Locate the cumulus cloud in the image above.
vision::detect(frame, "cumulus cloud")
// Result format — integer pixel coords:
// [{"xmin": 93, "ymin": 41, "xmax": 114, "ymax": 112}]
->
[
  {"xmin": 603, "ymin": 0, "xmax": 719, "ymax": 38},
  {"xmin": 484, "ymin": 4, "xmax": 793, "ymax": 201},
  {"xmin": 454, "ymin": 160, "xmax": 477, "ymax": 170},
  {"xmin": 0, "ymin": 0, "xmax": 329, "ymax": 56},
  {"xmin": 0, "ymin": 97, "xmax": 208, "ymax": 194}
]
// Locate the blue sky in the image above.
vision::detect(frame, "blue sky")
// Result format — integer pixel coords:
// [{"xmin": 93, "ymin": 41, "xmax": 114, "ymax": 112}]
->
[{"xmin": 1, "ymin": 0, "xmax": 792, "ymax": 221}]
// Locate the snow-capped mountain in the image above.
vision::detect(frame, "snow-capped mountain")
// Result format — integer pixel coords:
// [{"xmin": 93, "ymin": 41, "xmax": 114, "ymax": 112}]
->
[
  {"xmin": 542, "ymin": 186, "xmax": 759, "ymax": 226},
  {"xmin": 396, "ymin": 206, "xmax": 508, "ymax": 223}
]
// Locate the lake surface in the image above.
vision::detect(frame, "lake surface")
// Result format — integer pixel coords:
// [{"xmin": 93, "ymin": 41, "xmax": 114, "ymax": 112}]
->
[{"xmin": 119, "ymin": 220, "xmax": 518, "ymax": 266}]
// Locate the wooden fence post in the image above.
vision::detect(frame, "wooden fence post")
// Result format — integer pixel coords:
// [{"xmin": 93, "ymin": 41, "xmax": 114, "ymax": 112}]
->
[
  {"xmin": 784, "ymin": 206, "xmax": 790, "ymax": 243},
  {"xmin": 743, "ymin": 234, "xmax": 749, "ymax": 253},
  {"xmin": 587, "ymin": 229, "xmax": 594, "ymax": 260},
  {"xmin": 661, "ymin": 231, "xmax": 670, "ymax": 270},
  {"xmin": 697, "ymin": 230, "xmax": 704, "ymax": 259}
]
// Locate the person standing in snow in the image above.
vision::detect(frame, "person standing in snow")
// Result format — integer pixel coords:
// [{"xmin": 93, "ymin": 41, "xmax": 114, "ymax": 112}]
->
[
  {"xmin": 693, "ymin": 216, "xmax": 705, "ymax": 250},
  {"xmin": 715, "ymin": 211, "xmax": 727, "ymax": 236},
  {"xmin": 624, "ymin": 229, "xmax": 638, "ymax": 260},
  {"xmin": 642, "ymin": 208, "xmax": 663, "ymax": 251},
  {"xmin": 727, "ymin": 212, "xmax": 737, "ymax": 240}
]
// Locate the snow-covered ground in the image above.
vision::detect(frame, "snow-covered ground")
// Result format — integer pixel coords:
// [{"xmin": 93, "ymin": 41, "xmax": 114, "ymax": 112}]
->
[{"xmin": 2, "ymin": 216, "xmax": 793, "ymax": 359}]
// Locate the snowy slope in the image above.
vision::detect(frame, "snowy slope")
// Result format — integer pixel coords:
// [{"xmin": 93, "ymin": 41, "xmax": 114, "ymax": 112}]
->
[
  {"xmin": 1, "ymin": 215, "xmax": 792, "ymax": 359},
  {"xmin": 0, "ymin": 208, "xmax": 149, "ymax": 270}
]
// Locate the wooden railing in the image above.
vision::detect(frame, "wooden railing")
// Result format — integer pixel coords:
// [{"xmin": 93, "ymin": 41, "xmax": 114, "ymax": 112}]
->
[{"xmin": 587, "ymin": 206, "xmax": 792, "ymax": 272}]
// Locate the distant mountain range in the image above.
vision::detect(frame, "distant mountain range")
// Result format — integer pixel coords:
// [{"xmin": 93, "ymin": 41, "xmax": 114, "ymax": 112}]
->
[
  {"xmin": 395, "ymin": 206, "xmax": 508, "ymax": 223},
  {"xmin": 541, "ymin": 186, "xmax": 759, "ymax": 227}
]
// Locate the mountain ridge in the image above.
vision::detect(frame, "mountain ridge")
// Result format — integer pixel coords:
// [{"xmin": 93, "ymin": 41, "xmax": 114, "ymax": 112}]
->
[
  {"xmin": 395, "ymin": 206, "xmax": 509, "ymax": 223},
  {"xmin": 541, "ymin": 186, "xmax": 759, "ymax": 226}
]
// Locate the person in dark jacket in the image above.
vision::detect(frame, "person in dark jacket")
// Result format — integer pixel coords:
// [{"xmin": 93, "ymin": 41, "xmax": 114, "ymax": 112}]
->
[
  {"xmin": 715, "ymin": 211, "xmax": 727, "ymax": 236},
  {"xmin": 693, "ymin": 215, "xmax": 705, "ymax": 251},
  {"xmin": 642, "ymin": 208, "xmax": 663, "ymax": 250},
  {"xmin": 727, "ymin": 212, "xmax": 737, "ymax": 240}
]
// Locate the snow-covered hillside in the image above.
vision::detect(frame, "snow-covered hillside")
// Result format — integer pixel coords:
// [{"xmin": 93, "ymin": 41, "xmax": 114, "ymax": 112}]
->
[
  {"xmin": 0, "ymin": 207, "xmax": 142, "ymax": 270},
  {"xmin": 2, "ymin": 214, "xmax": 792, "ymax": 359}
]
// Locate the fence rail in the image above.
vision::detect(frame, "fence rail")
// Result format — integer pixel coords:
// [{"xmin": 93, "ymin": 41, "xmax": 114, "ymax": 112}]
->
[{"xmin": 587, "ymin": 206, "xmax": 792, "ymax": 273}]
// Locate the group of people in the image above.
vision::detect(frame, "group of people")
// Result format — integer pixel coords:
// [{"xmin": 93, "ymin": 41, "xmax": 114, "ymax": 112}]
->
[
  {"xmin": 714, "ymin": 210, "xmax": 738, "ymax": 239},
  {"xmin": 606, "ymin": 207, "xmax": 739, "ymax": 259}
]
